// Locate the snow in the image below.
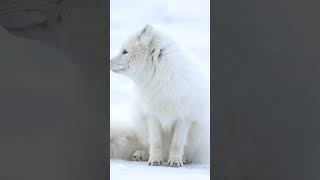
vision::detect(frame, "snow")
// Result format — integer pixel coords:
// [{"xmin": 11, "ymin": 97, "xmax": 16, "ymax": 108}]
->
[
  {"xmin": 110, "ymin": 160, "xmax": 210, "ymax": 180},
  {"xmin": 110, "ymin": 0, "xmax": 210, "ymax": 179}
]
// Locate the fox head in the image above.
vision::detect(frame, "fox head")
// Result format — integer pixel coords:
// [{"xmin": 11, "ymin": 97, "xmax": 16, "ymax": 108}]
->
[{"xmin": 110, "ymin": 24, "xmax": 164, "ymax": 79}]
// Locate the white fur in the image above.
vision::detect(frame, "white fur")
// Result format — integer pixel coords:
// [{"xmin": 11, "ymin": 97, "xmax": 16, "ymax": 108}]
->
[{"xmin": 110, "ymin": 24, "xmax": 210, "ymax": 167}]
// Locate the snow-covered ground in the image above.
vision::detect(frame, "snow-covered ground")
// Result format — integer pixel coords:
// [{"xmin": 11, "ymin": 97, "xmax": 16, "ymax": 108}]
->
[
  {"xmin": 110, "ymin": 0, "xmax": 210, "ymax": 179},
  {"xmin": 111, "ymin": 160, "xmax": 210, "ymax": 180}
]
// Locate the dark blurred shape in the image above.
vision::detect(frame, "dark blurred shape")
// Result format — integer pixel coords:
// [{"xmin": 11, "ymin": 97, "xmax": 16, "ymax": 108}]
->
[
  {"xmin": 0, "ymin": 0, "xmax": 62, "ymax": 30},
  {"xmin": 0, "ymin": 0, "xmax": 108, "ymax": 73}
]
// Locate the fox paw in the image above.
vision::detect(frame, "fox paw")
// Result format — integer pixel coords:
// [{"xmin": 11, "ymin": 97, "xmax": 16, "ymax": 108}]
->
[
  {"xmin": 131, "ymin": 150, "xmax": 148, "ymax": 161},
  {"xmin": 168, "ymin": 157, "xmax": 183, "ymax": 167},
  {"xmin": 182, "ymin": 155, "xmax": 192, "ymax": 164},
  {"xmin": 148, "ymin": 156, "xmax": 163, "ymax": 166}
]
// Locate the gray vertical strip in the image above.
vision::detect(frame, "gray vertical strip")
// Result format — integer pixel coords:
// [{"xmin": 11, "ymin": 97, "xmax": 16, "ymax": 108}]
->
[
  {"xmin": 0, "ymin": 0, "xmax": 108, "ymax": 179},
  {"xmin": 214, "ymin": 0, "xmax": 320, "ymax": 179}
]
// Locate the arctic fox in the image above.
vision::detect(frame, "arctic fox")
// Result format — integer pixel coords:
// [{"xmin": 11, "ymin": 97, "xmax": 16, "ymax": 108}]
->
[{"xmin": 110, "ymin": 24, "xmax": 210, "ymax": 167}]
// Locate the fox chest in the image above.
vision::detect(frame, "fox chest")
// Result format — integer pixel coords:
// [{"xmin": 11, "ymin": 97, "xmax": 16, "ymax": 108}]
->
[{"xmin": 143, "ymin": 96, "xmax": 184, "ymax": 129}]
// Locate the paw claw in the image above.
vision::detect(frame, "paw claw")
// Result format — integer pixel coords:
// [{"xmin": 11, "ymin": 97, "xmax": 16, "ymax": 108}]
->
[
  {"xmin": 148, "ymin": 157, "xmax": 163, "ymax": 166},
  {"xmin": 168, "ymin": 157, "xmax": 183, "ymax": 167},
  {"xmin": 183, "ymin": 156, "xmax": 192, "ymax": 164}
]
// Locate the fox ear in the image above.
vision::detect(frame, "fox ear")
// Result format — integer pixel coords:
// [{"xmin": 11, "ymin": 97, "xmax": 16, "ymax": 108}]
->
[
  {"xmin": 141, "ymin": 24, "xmax": 154, "ymax": 35},
  {"xmin": 138, "ymin": 24, "xmax": 155, "ymax": 40},
  {"xmin": 150, "ymin": 48, "xmax": 164, "ymax": 62}
]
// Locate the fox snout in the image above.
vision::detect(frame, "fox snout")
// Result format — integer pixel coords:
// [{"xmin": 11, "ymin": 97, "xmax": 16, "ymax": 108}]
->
[
  {"xmin": 110, "ymin": 58, "xmax": 127, "ymax": 73},
  {"xmin": 110, "ymin": 58, "xmax": 118, "ymax": 72}
]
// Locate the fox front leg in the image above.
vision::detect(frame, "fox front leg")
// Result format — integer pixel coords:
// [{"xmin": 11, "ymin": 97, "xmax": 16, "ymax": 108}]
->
[
  {"xmin": 168, "ymin": 119, "xmax": 192, "ymax": 167},
  {"xmin": 147, "ymin": 118, "xmax": 163, "ymax": 166}
]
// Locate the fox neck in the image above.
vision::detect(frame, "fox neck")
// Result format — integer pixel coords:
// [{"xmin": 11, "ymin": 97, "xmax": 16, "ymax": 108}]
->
[
  {"xmin": 133, "ymin": 63, "xmax": 165, "ymax": 91},
  {"xmin": 133, "ymin": 59, "xmax": 184, "ymax": 100}
]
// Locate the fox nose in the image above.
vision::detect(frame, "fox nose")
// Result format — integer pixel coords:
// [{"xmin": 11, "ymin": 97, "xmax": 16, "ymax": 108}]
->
[
  {"xmin": 110, "ymin": 58, "xmax": 117, "ymax": 72},
  {"xmin": 109, "ymin": 58, "xmax": 114, "ymax": 68}
]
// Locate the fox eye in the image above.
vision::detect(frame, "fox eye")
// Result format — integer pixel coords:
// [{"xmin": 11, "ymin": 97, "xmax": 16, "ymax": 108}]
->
[{"xmin": 122, "ymin": 49, "xmax": 128, "ymax": 54}]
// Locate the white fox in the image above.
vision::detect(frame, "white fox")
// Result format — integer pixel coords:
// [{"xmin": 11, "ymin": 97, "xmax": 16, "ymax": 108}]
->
[{"xmin": 110, "ymin": 24, "xmax": 210, "ymax": 167}]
